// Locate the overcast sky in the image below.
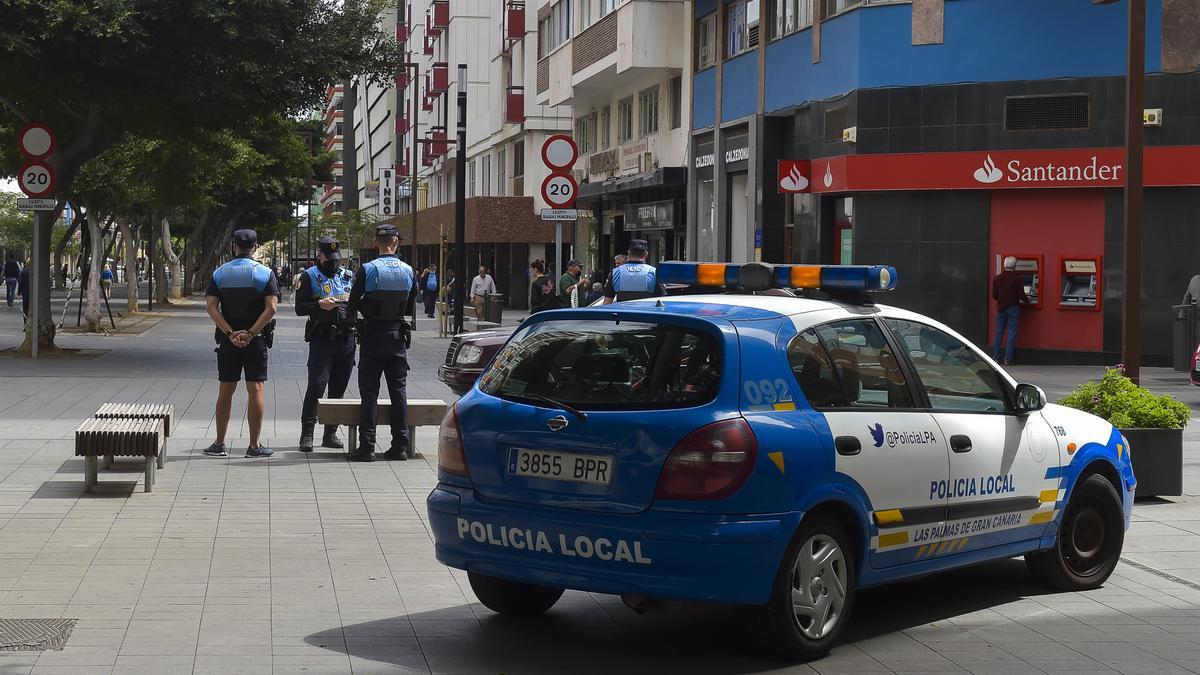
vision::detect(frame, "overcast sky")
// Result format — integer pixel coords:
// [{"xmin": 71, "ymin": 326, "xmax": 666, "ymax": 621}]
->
[{"xmin": 1, "ymin": 177, "xmax": 17, "ymax": 193}]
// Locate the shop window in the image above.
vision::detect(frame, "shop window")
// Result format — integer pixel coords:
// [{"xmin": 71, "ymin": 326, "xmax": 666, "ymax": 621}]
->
[
  {"xmin": 669, "ymin": 77, "xmax": 682, "ymax": 130},
  {"xmin": 638, "ymin": 86, "xmax": 659, "ymax": 138},
  {"xmin": 599, "ymin": 106, "xmax": 612, "ymax": 149},
  {"xmin": 788, "ymin": 193, "xmax": 817, "ymax": 263},
  {"xmin": 726, "ymin": 0, "xmax": 759, "ymax": 59},
  {"xmin": 697, "ymin": 178, "xmax": 717, "ymax": 262},
  {"xmin": 769, "ymin": 0, "xmax": 813, "ymax": 40},
  {"xmin": 618, "ymin": 96, "xmax": 634, "ymax": 144},
  {"xmin": 696, "ymin": 14, "xmax": 717, "ymax": 69}
]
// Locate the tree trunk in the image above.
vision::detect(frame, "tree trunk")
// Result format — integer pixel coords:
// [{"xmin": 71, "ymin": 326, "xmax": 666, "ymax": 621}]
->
[
  {"xmin": 161, "ymin": 217, "xmax": 183, "ymax": 299},
  {"xmin": 52, "ymin": 218, "xmax": 79, "ymax": 289},
  {"xmin": 117, "ymin": 218, "xmax": 140, "ymax": 314},
  {"xmin": 197, "ymin": 209, "xmax": 240, "ymax": 286},
  {"xmin": 149, "ymin": 211, "xmax": 168, "ymax": 305},
  {"xmin": 82, "ymin": 214, "xmax": 106, "ymax": 333}
]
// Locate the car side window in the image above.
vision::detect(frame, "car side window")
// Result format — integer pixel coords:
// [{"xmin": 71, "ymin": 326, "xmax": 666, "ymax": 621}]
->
[
  {"xmin": 884, "ymin": 318, "xmax": 1008, "ymax": 412},
  {"xmin": 809, "ymin": 319, "xmax": 914, "ymax": 409},
  {"xmin": 786, "ymin": 329, "xmax": 848, "ymax": 408}
]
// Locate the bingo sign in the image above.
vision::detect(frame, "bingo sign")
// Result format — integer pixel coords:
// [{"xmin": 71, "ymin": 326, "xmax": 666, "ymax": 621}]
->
[
  {"xmin": 540, "ymin": 135, "xmax": 579, "ymax": 211},
  {"xmin": 17, "ymin": 123, "xmax": 57, "ymax": 198}
]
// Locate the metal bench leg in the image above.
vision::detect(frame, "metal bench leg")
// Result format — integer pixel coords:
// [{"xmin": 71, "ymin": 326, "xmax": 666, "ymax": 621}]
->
[
  {"xmin": 144, "ymin": 456, "xmax": 155, "ymax": 493},
  {"xmin": 103, "ymin": 453, "xmax": 113, "ymax": 470},
  {"xmin": 408, "ymin": 426, "xmax": 418, "ymax": 459},
  {"xmin": 84, "ymin": 456, "xmax": 98, "ymax": 492},
  {"xmin": 348, "ymin": 426, "xmax": 357, "ymax": 455}
]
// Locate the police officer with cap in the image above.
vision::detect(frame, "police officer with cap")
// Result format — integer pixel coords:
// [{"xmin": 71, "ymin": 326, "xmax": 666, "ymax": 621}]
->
[
  {"xmin": 205, "ymin": 229, "xmax": 280, "ymax": 458},
  {"xmin": 295, "ymin": 236, "xmax": 356, "ymax": 452},
  {"xmin": 345, "ymin": 223, "xmax": 416, "ymax": 461},
  {"xmin": 603, "ymin": 238, "xmax": 667, "ymax": 303}
]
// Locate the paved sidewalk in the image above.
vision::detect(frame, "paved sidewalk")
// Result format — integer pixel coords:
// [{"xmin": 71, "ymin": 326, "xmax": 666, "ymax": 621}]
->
[{"xmin": 0, "ymin": 296, "xmax": 1199, "ymax": 673}]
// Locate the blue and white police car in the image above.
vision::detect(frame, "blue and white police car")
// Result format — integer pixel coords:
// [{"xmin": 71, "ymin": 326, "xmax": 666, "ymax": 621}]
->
[{"xmin": 427, "ymin": 262, "xmax": 1134, "ymax": 660}]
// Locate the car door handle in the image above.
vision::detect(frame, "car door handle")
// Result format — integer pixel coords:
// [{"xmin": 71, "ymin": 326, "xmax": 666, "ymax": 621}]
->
[
  {"xmin": 950, "ymin": 434, "xmax": 972, "ymax": 453},
  {"xmin": 835, "ymin": 436, "xmax": 861, "ymax": 456}
]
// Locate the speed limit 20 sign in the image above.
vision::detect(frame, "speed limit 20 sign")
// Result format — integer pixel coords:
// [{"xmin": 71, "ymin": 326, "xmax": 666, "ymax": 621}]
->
[
  {"xmin": 541, "ymin": 172, "xmax": 578, "ymax": 208},
  {"xmin": 18, "ymin": 162, "xmax": 55, "ymax": 198}
]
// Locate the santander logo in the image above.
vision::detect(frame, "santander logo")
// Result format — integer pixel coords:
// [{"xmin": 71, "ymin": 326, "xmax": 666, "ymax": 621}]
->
[
  {"xmin": 780, "ymin": 164, "xmax": 809, "ymax": 191},
  {"xmin": 973, "ymin": 155, "xmax": 1003, "ymax": 184},
  {"xmin": 823, "ymin": 164, "xmax": 833, "ymax": 188}
]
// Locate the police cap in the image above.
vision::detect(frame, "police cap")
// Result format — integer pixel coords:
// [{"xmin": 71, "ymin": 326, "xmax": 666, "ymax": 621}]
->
[
  {"xmin": 629, "ymin": 239, "xmax": 649, "ymax": 253},
  {"xmin": 317, "ymin": 236, "xmax": 341, "ymax": 260},
  {"xmin": 375, "ymin": 224, "xmax": 399, "ymax": 239},
  {"xmin": 233, "ymin": 229, "xmax": 258, "ymax": 247}
]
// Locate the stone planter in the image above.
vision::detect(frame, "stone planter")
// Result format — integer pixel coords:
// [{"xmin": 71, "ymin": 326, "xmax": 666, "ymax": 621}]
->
[{"xmin": 1120, "ymin": 427, "xmax": 1184, "ymax": 498}]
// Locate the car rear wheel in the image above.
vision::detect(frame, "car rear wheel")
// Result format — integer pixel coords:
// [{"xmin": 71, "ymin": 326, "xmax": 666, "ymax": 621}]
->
[
  {"xmin": 762, "ymin": 515, "xmax": 855, "ymax": 661},
  {"xmin": 468, "ymin": 571, "xmax": 564, "ymax": 616},
  {"xmin": 1026, "ymin": 473, "xmax": 1124, "ymax": 591}
]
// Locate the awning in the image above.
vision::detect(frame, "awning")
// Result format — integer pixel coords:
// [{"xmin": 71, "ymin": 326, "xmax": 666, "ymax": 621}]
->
[{"xmin": 577, "ymin": 166, "xmax": 687, "ymax": 202}]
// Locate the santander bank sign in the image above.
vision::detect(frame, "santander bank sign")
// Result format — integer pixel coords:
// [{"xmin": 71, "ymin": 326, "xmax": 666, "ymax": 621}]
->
[{"xmin": 972, "ymin": 153, "xmax": 1122, "ymax": 186}]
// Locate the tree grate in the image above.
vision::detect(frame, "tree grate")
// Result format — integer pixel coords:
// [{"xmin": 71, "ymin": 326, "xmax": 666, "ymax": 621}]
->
[{"xmin": 0, "ymin": 619, "xmax": 77, "ymax": 651}]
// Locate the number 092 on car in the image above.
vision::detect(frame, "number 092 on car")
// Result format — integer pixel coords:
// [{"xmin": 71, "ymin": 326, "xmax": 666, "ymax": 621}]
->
[{"xmin": 508, "ymin": 448, "xmax": 613, "ymax": 485}]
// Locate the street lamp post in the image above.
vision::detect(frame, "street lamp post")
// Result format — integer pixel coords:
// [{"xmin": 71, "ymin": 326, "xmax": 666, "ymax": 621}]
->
[{"xmin": 454, "ymin": 64, "xmax": 467, "ymax": 335}]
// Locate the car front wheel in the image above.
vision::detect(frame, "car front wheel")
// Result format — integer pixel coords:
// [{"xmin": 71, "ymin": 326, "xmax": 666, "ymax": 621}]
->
[
  {"xmin": 762, "ymin": 515, "xmax": 856, "ymax": 661},
  {"xmin": 1026, "ymin": 473, "xmax": 1124, "ymax": 591},
  {"xmin": 468, "ymin": 571, "xmax": 564, "ymax": 616}
]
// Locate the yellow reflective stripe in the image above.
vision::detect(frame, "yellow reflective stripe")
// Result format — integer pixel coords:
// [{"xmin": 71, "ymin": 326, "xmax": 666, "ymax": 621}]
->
[
  {"xmin": 954, "ymin": 537, "xmax": 970, "ymax": 552},
  {"xmin": 773, "ymin": 402, "xmax": 796, "ymax": 411},
  {"xmin": 873, "ymin": 509, "xmax": 904, "ymax": 525},
  {"xmin": 1030, "ymin": 511, "xmax": 1056, "ymax": 525},
  {"xmin": 935, "ymin": 540, "xmax": 951, "ymax": 555},
  {"xmin": 1039, "ymin": 489, "xmax": 1060, "ymax": 504},
  {"xmin": 877, "ymin": 531, "xmax": 909, "ymax": 548},
  {"xmin": 915, "ymin": 544, "xmax": 930, "ymax": 559}
]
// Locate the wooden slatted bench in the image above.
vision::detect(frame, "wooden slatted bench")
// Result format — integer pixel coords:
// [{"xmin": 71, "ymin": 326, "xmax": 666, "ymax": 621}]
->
[
  {"xmin": 94, "ymin": 403, "xmax": 174, "ymax": 471},
  {"xmin": 317, "ymin": 398, "xmax": 448, "ymax": 457},
  {"xmin": 75, "ymin": 417, "xmax": 166, "ymax": 493}
]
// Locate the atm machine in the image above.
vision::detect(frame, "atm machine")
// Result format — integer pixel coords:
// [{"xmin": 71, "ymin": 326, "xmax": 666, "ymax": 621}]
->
[
  {"xmin": 1060, "ymin": 257, "xmax": 1101, "ymax": 309},
  {"xmin": 1001, "ymin": 254, "xmax": 1042, "ymax": 307}
]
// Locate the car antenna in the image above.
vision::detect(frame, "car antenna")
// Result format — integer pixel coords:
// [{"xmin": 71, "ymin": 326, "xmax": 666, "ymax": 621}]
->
[{"xmin": 655, "ymin": 299, "xmax": 664, "ymax": 307}]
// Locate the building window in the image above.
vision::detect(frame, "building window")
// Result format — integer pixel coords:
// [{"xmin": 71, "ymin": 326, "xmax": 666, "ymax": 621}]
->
[
  {"xmin": 538, "ymin": 0, "xmax": 572, "ymax": 58},
  {"xmin": 769, "ymin": 0, "xmax": 813, "ymax": 39},
  {"xmin": 669, "ymin": 77, "xmax": 682, "ymax": 129},
  {"xmin": 497, "ymin": 148, "xmax": 507, "ymax": 196},
  {"xmin": 599, "ymin": 106, "xmax": 611, "ymax": 149},
  {"xmin": 575, "ymin": 114, "xmax": 597, "ymax": 153},
  {"xmin": 727, "ymin": 0, "xmax": 759, "ymax": 58},
  {"xmin": 696, "ymin": 14, "xmax": 716, "ymax": 69},
  {"xmin": 513, "ymin": 141, "xmax": 524, "ymax": 177},
  {"xmin": 824, "ymin": 0, "xmax": 863, "ymax": 16},
  {"xmin": 638, "ymin": 86, "xmax": 659, "ymax": 137},
  {"xmin": 334, "ymin": 121, "xmax": 344, "ymax": 136},
  {"xmin": 579, "ymin": 0, "xmax": 592, "ymax": 30},
  {"xmin": 482, "ymin": 154, "xmax": 491, "ymax": 195},
  {"xmin": 468, "ymin": 159, "xmax": 476, "ymax": 197},
  {"xmin": 333, "ymin": 97, "xmax": 344, "ymax": 110},
  {"xmin": 617, "ymin": 96, "xmax": 634, "ymax": 144},
  {"xmin": 600, "ymin": 0, "xmax": 615, "ymax": 17}
]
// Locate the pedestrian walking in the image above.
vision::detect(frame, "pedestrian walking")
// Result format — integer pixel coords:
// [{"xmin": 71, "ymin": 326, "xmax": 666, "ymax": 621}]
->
[
  {"xmin": 603, "ymin": 240, "xmax": 666, "ymax": 303},
  {"xmin": 469, "ymin": 266, "xmax": 496, "ymax": 322},
  {"xmin": 557, "ymin": 260, "xmax": 587, "ymax": 308},
  {"xmin": 991, "ymin": 256, "xmax": 1029, "ymax": 365},
  {"xmin": 528, "ymin": 259, "xmax": 558, "ymax": 313},
  {"xmin": 204, "ymin": 229, "xmax": 280, "ymax": 458},
  {"xmin": 346, "ymin": 224, "xmax": 416, "ymax": 461},
  {"xmin": 4, "ymin": 253, "xmax": 20, "ymax": 307},
  {"xmin": 296, "ymin": 237, "xmax": 356, "ymax": 452},
  {"xmin": 18, "ymin": 259, "xmax": 30, "ymax": 324},
  {"xmin": 442, "ymin": 268, "xmax": 457, "ymax": 315},
  {"xmin": 100, "ymin": 265, "xmax": 114, "ymax": 297},
  {"xmin": 423, "ymin": 265, "xmax": 439, "ymax": 318}
]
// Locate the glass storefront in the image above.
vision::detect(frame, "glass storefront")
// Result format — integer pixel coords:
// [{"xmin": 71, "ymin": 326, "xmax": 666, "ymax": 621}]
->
[{"xmin": 697, "ymin": 178, "xmax": 716, "ymax": 261}]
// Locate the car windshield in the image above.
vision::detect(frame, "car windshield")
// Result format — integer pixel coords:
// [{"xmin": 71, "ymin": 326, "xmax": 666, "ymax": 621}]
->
[{"xmin": 478, "ymin": 320, "xmax": 722, "ymax": 410}]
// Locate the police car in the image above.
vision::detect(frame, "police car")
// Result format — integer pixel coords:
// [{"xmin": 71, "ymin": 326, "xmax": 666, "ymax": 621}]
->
[{"xmin": 427, "ymin": 262, "xmax": 1134, "ymax": 660}]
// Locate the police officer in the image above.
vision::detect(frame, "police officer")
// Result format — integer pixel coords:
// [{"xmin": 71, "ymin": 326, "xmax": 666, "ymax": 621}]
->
[
  {"xmin": 346, "ymin": 224, "xmax": 416, "ymax": 462},
  {"xmin": 204, "ymin": 229, "xmax": 280, "ymax": 458},
  {"xmin": 603, "ymin": 239, "xmax": 667, "ymax": 303},
  {"xmin": 296, "ymin": 236, "xmax": 356, "ymax": 452}
]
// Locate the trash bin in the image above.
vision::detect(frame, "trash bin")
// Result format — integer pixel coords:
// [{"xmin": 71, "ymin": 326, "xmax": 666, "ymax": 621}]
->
[
  {"xmin": 1172, "ymin": 303, "xmax": 1198, "ymax": 371},
  {"xmin": 485, "ymin": 293, "xmax": 504, "ymax": 324}
]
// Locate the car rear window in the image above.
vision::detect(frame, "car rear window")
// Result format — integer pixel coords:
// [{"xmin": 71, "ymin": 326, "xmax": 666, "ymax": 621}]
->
[{"xmin": 478, "ymin": 320, "xmax": 722, "ymax": 410}]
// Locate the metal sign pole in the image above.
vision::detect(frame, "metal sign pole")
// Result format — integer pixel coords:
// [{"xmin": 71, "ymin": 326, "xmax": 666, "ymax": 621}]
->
[
  {"xmin": 454, "ymin": 64, "xmax": 467, "ymax": 335},
  {"xmin": 30, "ymin": 210, "xmax": 42, "ymax": 358}
]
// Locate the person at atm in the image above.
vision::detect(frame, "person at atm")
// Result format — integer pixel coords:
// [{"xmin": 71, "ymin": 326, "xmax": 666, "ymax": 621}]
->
[{"xmin": 992, "ymin": 256, "xmax": 1029, "ymax": 366}]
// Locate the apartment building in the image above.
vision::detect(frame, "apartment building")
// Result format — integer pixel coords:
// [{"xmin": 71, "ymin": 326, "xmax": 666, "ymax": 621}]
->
[
  {"xmin": 535, "ymin": 0, "xmax": 692, "ymax": 270},
  {"xmin": 318, "ymin": 85, "xmax": 346, "ymax": 216}
]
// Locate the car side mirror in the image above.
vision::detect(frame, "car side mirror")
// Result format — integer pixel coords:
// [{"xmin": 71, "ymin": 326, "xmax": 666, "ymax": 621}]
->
[{"xmin": 1013, "ymin": 383, "xmax": 1047, "ymax": 414}]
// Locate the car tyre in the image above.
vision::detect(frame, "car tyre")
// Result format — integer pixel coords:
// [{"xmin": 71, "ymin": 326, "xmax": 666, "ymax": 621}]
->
[
  {"xmin": 1026, "ymin": 473, "xmax": 1124, "ymax": 591},
  {"xmin": 762, "ymin": 514, "xmax": 856, "ymax": 661},
  {"xmin": 468, "ymin": 571, "xmax": 564, "ymax": 616}
]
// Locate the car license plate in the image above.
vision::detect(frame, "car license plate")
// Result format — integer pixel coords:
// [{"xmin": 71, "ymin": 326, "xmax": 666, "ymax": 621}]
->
[{"xmin": 507, "ymin": 448, "xmax": 613, "ymax": 485}]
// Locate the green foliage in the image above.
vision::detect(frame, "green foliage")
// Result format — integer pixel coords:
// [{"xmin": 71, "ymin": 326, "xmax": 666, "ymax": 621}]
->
[
  {"xmin": 0, "ymin": 191, "xmax": 34, "ymax": 249},
  {"xmin": 315, "ymin": 209, "xmax": 377, "ymax": 250},
  {"xmin": 1059, "ymin": 368, "xmax": 1190, "ymax": 429}
]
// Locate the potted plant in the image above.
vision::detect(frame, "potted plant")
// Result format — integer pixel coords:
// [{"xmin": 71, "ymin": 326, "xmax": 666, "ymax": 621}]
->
[{"xmin": 1059, "ymin": 366, "xmax": 1189, "ymax": 498}]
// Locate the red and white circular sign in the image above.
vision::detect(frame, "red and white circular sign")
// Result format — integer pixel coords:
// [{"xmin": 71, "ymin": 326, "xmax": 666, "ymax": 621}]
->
[
  {"xmin": 540, "ymin": 172, "xmax": 577, "ymax": 208},
  {"xmin": 18, "ymin": 161, "xmax": 55, "ymax": 197},
  {"xmin": 541, "ymin": 134, "xmax": 578, "ymax": 171},
  {"xmin": 18, "ymin": 123, "xmax": 55, "ymax": 159}
]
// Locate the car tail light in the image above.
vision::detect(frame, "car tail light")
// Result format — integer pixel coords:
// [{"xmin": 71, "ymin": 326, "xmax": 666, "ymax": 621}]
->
[
  {"xmin": 655, "ymin": 418, "xmax": 757, "ymax": 500},
  {"xmin": 438, "ymin": 404, "xmax": 469, "ymax": 476}
]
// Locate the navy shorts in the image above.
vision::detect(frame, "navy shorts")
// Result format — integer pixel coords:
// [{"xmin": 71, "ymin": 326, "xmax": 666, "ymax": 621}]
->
[{"xmin": 216, "ymin": 337, "xmax": 269, "ymax": 383}]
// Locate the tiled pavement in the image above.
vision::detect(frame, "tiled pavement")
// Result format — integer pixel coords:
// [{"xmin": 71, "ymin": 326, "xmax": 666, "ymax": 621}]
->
[{"xmin": 1, "ymin": 290, "xmax": 1200, "ymax": 673}]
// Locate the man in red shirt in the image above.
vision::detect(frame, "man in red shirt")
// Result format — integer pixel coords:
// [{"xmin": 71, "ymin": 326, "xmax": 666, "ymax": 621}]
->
[{"xmin": 992, "ymin": 256, "xmax": 1029, "ymax": 365}]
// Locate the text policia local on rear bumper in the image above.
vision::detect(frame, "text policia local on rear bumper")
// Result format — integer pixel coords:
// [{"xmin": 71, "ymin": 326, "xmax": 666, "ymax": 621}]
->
[{"xmin": 456, "ymin": 518, "xmax": 653, "ymax": 565}]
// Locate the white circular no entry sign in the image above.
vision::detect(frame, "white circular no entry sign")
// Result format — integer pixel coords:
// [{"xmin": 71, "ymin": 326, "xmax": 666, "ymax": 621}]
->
[
  {"xmin": 18, "ymin": 123, "xmax": 55, "ymax": 159},
  {"xmin": 541, "ymin": 134, "xmax": 578, "ymax": 171},
  {"xmin": 18, "ymin": 162, "xmax": 55, "ymax": 198}
]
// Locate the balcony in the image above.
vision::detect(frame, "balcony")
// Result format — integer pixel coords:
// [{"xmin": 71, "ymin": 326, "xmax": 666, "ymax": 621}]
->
[
  {"xmin": 430, "ymin": 0, "xmax": 449, "ymax": 32},
  {"xmin": 423, "ymin": 30, "xmax": 434, "ymax": 55},
  {"xmin": 567, "ymin": 0, "xmax": 686, "ymax": 97},
  {"xmin": 431, "ymin": 62, "xmax": 449, "ymax": 93},
  {"xmin": 395, "ymin": 112, "xmax": 409, "ymax": 135},
  {"xmin": 396, "ymin": 21, "xmax": 408, "ymax": 43},
  {"xmin": 422, "ymin": 74, "xmax": 434, "ymax": 111},
  {"xmin": 505, "ymin": 86, "xmax": 524, "ymax": 124},
  {"xmin": 395, "ymin": 71, "xmax": 409, "ymax": 90},
  {"xmin": 396, "ymin": 160, "xmax": 410, "ymax": 178},
  {"xmin": 501, "ymin": 0, "xmax": 525, "ymax": 53},
  {"xmin": 429, "ymin": 127, "xmax": 448, "ymax": 157}
]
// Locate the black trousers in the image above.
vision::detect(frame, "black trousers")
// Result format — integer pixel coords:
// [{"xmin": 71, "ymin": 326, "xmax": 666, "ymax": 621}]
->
[
  {"xmin": 358, "ymin": 326, "xmax": 409, "ymax": 452},
  {"xmin": 302, "ymin": 335, "xmax": 356, "ymax": 426}
]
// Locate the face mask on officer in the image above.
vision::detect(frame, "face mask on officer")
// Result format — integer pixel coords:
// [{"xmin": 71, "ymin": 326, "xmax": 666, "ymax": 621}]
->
[{"xmin": 319, "ymin": 254, "xmax": 338, "ymax": 276}]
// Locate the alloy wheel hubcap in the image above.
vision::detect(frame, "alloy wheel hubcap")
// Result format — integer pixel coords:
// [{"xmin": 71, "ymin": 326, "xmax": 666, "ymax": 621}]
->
[{"xmin": 790, "ymin": 534, "xmax": 847, "ymax": 640}]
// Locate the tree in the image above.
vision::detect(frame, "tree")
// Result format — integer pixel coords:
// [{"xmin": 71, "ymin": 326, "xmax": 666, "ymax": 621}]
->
[
  {"xmin": 0, "ymin": 191, "xmax": 34, "ymax": 253},
  {"xmin": 0, "ymin": 0, "xmax": 401, "ymax": 351}
]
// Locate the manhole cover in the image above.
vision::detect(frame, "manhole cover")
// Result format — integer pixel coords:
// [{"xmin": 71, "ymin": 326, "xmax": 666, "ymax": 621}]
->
[{"xmin": 0, "ymin": 619, "xmax": 77, "ymax": 651}]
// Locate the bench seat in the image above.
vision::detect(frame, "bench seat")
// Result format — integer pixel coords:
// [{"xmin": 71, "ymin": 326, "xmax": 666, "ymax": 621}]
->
[{"xmin": 318, "ymin": 398, "xmax": 448, "ymax": 456}]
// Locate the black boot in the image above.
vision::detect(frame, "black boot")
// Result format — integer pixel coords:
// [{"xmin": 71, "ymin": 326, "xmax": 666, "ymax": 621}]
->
[
  {"xmin": 299, "ymin": 423, "xmax": 315, "ymax": 452},
  {"xmin": 321, "ymin": 426, "xmax": 343, "ymax": 449}
]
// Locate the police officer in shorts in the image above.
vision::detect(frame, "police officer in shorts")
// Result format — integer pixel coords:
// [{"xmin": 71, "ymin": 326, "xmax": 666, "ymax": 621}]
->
[
  {"xmin": 603, "ymin": 239, "xmax": 667, "ymax": 303},
  {"xmin": 204, "ymin": 229, "xmax": 280, "ymax": 458},
  {"xmin": 296, "ymin": 236, "xmax": 356, "ymax": 452},
  {"xmin": 346, "ymin": 224, "xmax": 416, "ymax": 461}
]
